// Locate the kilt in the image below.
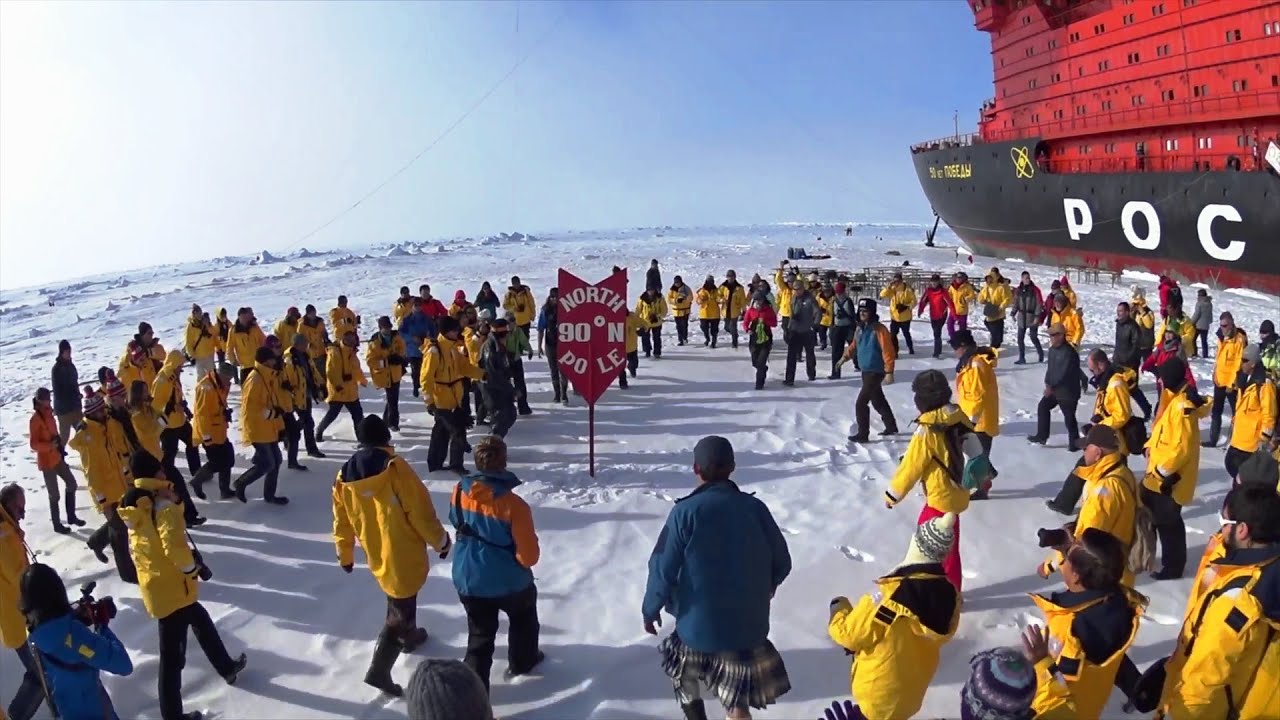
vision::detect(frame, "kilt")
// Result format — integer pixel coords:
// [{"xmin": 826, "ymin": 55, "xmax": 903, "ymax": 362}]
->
[{"xmin": 658, "ymin": 632, "xmax": 790, "ymax": 710}]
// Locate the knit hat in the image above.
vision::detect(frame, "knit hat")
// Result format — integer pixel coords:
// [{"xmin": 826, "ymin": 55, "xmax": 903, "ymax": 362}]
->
[
  {"xmin": 950, "ymin": 329, "xmax": 976, "ymax": 348},
  {"xmin": 357, "ymin": 415, "xmax": 392, "ymax": 447},
  {"xmin": 961, "ymin": 647, "xmax": 1036, "ymax": 720},
  {"xmin": 751, "ymin": 291, "xmax": 768, "ymax": 305},
  {"xmin": 264, "ymin": 334, "xmax": 282, "ymax": 352},
  {"xmin": 35, "ymin": 387, "xmax": 51, "ymax": 403},
  {"xmin": 1242, "ymin": 343, "xmax": 1262, "ymax": 364},
  {"xmin": 911, "ymin": 370, "xmax": 952, "ymax": 413},
  {"xmin": 1084, "ymin": 425, "xmax": 1120, "ymax": 453},
  {"xmin": 478, "ymin": 308, "xmax": 494, "ymax": 321},
  {"xmin": 900, "ymin": 512, "xmax": 957, "ymax": 567},
  {"xmin": 83, "ymin": 386, "xmax": 105, "ymax": 416},
  {"xmin": 1237, "ymin": 449, "xmax": 1280, "ymax": 487},
  {"xmin": 105, "ymin": 378, "xmax": 126, "ymax": 400},
  {"xmin": 454, "ymin": 290, "xmax": 466, "ymax": 302},
  {"xmin": 1053, "ymin": 291, "xmax": 1067, "ymax": 305},
  {"xmin": 1158, "ymin": 356, "xmax": 1188, "ymax": 391},
  {"xmin": 405, "ymin": 659, "xmax": 493, "ymax": 720},
  {"xmin": 58, "ymin": 339, "xmax": 71, "ymax": 355}
]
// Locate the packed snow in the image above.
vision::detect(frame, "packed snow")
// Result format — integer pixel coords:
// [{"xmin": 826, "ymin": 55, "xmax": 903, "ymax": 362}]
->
[{"xmin": 0, "ymin": 223, "xmax": 1274, "ymax": 719}]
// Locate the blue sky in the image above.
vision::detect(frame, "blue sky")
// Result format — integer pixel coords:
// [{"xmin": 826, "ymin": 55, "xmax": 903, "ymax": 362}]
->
[{"xmin": 0, "ymin": 0, "xmax": 989, "ymax": 288}]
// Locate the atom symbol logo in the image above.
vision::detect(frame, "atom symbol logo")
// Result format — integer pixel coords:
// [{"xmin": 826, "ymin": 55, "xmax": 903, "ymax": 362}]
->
[{"xmin": 1012, "ymin": 146, "xmax": 1036, "ymax": 179}]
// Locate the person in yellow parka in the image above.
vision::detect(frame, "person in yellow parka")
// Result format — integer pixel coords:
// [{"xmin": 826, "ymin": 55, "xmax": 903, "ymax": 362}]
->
[
  {"xmin": 815, "ymin": 283, "xmax": 835, "ymax": 352},
  {"xmin": 977, "ymin": 274, "xmax": 1012, "ymax": 348},
  {"xmin": 951, "ymin": 330, "xmax": 1000, "ymax": 499},
  {"xmin": 71, "ymin": 388, "xmax": 138, "ymax": 584},
  {"xmin": 231, "ymin": 347, "xmax": 288, "ymax": 505},
  {"xmin": 1224, "ymin": 345, "xmax": 1278, "ymax": 478},
  {"xmin": 617, "ymin": 308, "xmax": 643, "ymax": 389},
  {"xmin": 695, "ymin": 275, "xmax": 722, "ymax": 348},
  {"xmin": 127, "ymin": 380, "xmax": 165, "ymax": 463},
  {"xmin": 1206, "ymin": 312, "xmax": 1248, "ymax": 447},
  {"xmin": 152, "ymin": 350, "xmax": 205, "ymax": 524},
  {"xmin": 827, "ymin": 512, "xmax": 960, "ymax": 720},
  {"xmin": 316, "ymin": 330, "xmax": 368, "ymax": 443},
  {"xmin": 119, "ymin": 453, "xmax": 246, "ymax": 719},
  {"xmin": 183, "ymin": 304, "xmax": 218, "ymax": 378},
  {"xmin": 189, "ymin": 367, "xmax": 235, "ymax": 501},
  {"xmin": 667, "ymin": 275, "xmax": 694, "ymax": 346},
  {"xmin": 365, "ymin": 317, "xmax": 407, "ymax": 432},
  {"xmin": 1129, "ymin": 289, "xmax": 1157, "ymax": 363},
  {"xmin": 1156, "ymin": 301, "xmax": 1197, "ymax": 359},
  {"xmin": 774, "ymin": 263, "xmax": 796, "ymax": 341},
  {"xmin": 298, "ymin": 304, "xmax": 330, "ymax": 378},
  {"xmin": 2, "ymin": 484, "xmax": 58, "ymax": 720},
  {"xmin": 119, "ymin": 341, "xmax": 159, "ymax": 391},
  {"xmin": 214, "ymin": 307, "xmax": 233, "ymax": 366},
  {"xmin": 226, "ymin": 307, "xmax": 267, "ymax": 385},
  {"xmin": 1047, "ymin": 291, "xmax": 1085, "ymax": 347},
  {"xmin": 879, "ymin": 271, "xmax": 917, "ymax": 355},
  {"xmin": 1142, "ymin": 356, "xmax": 1210, "ymax": 581},
  {"xmin": 329, "ymin": 295, "xmax": 359, "ymax": 341},
  {"xmin": 420, "ymin": 317, "xmax": 485, "ymax": 473},
  {"xmin": 947, "ymin": 271, "xmax": 978, "ymax": 339},
  {"xmin": 635, "ymin": 289, "xmax": 667, "ymax": 359},
  {"xmin": 391, "ymin": 286, "xmax": 414, "ymax": 326},
  {"xmin": 463, "ymin": 319, "xmax": 488, "ymax": 424},
  {"xmin": 1023, "ymin": 528, "xmax": 1147, "ymax": 720},
  {"xmin": 503, "ymin": 276, "xmax": 536, "ymax": 332},
  {"xmin": 273, "ymin": 306, "xmax": 302, "ymax": 350},
  {"xmin": 333, "ymin": 415, "xmax": 451, "ymax": 697},
  {"xmin": 718, "ymin": 270, "xmax": 749, "ymax": 350},
  {"xmin": 1150, "ymin": 485, "xmax": 1280, "ymax": 720}
]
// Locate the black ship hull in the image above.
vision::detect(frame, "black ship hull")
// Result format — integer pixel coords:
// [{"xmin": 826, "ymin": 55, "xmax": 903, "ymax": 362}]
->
[{"xmin": 912, "ymin": 138, "xmax": 1280, "ymax": 294}]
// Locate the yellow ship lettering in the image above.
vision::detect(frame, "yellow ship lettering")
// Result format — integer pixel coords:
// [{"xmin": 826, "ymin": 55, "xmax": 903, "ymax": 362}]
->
[
  {"xmin": 1012, "ymin": 146, "xmax": 1035, "ymax": 179},
  {"xmin": 930, "ymin": 163, "xmax": 972, "ymax": 180}
]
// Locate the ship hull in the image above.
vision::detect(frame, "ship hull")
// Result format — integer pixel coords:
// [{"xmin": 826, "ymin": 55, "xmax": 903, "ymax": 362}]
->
[{"xmin": 912, "ymin": 139, "xmax": 1280, "ymax": 294}]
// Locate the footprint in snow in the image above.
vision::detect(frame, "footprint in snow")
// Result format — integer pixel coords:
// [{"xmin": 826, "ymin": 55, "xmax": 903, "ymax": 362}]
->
[
  {"xmin": 1143, "ymin": 612, "xmax": 1180, "ymax": 626},
  {"xmin": 838, "ymin": 545, "xmax": 875, "ymax": 562}
]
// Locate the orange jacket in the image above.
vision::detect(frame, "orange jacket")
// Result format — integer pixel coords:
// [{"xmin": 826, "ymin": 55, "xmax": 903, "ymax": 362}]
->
[{"xmin": 29, "ymin": 406, "xmax": 62, "ymax": 471}]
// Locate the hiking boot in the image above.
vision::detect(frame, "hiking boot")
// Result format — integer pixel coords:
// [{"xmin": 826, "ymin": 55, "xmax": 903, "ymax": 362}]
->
[
  {"xmin": 52, "ymin": 521, "xmax": 71, "ymax": 535},
  {"xmin": 1014, "ymin": 357, "xmax": 1027, "ymax": 365},
  {"xmin": 364, "ymin": 632, "xmax": 404, "ymax": 697},
  {"xmin": 232, "ymin": 479, "xmax": 248, "ymax": 504},
  {"xmin": 264, "ymin": 496, "xmax": 289, "ymax": 506},
  {"xmin": 1150, "ymin": 569, "xmax": 1183, "ymax": 581},
  {"xmin": 1026, "ymin": 435, "xmax": 1047, "ymax": 445},
  {"xmin": 188, "ymin": 516, "xmax": 207, "ymax": 528},
  {"xmin": 504, "ymin": 650, "xmax": 545, "ymax": 679},
  {"xmin": 681, "ymin": 699, "xmax": 709, "ymax": 720},
  {"xmin": 306, "ymin": 448, "xmax": 326, "ymax": 459},
  {"xmin": 848, "ymin": 434, "xmax": 870, "ymax": 443},
  {"xmin": 1044, "ymin": 499, "xmax": 1073, "ymax": 516},
  {"xmin": 400, "ymin": 627, "xmax": 428, "ymax": 653},
  {"xmin": 288, "ymin": 462, "xmax": 309, "ymax": 471},
  {"xmin": 191, "ymin": 477, "xmax": 207, "ymax": 500},
  {"xmin": 223, "ymin": 653, "xmax": 248, "ymax": 685},
  {"xmin": 88, "ymin": 540, "xmax": 109, "ymax": 564}
]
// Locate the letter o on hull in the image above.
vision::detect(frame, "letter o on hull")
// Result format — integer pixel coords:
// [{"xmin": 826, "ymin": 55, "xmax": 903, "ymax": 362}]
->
[{"xmin": 1121, "ymin": 201, "xmax": 1161, "ymax": 251}]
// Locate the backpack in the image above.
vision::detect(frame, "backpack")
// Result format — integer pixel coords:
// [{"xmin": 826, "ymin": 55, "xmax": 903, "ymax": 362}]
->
[
  {"xmin": 1167, "ymin": 285, "xmax": 1183, "ymax": 309},
  {"xmin": 1117, "ymin": 474, "xmax": 1157, "ymax": 574},
  {"xmin": 1121, "ymin": 416, "xmax": 1148, "ymax": 457},
  {"xmin": 931, "ymin": 422, "xmax": 993, "ymax": 492}
]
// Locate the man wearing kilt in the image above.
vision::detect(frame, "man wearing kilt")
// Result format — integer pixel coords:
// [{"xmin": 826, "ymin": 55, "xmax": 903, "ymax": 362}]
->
[{"xmin": 642, "ymin": 435, "xmax": 792, "ymax": 720}]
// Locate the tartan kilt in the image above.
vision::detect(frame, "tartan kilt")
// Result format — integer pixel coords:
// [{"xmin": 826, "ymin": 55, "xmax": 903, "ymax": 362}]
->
[{"xmin": 658, "ymin": 632, "xmax": 791, "ymax": 710}]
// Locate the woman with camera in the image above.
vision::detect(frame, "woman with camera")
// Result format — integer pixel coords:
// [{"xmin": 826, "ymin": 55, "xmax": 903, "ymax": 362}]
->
[
  {"xmin": 20, "ymin": 561, "xmax": 133, "ymax": 720},
  {"xmin": 120, "ymin": 452, "xmax": 246, "ymax": 720},
  {"xmin": 4, "ymin": 484, "xmax": 53, "ymax": 720}
]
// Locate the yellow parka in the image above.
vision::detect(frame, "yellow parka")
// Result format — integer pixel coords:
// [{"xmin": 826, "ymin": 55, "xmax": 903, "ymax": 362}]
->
[
  {"xmin": 0, "ymin": 508, "xmax": 29, "ymax": 649},
  {"xmin": 420, "ymin": 336, "xmax": 484, "ymax": 411},
  {"xmin": 240, "ymin": 362, "xmax": 283, "ymax": 445},
  {"xmin": 828, "ymin": 566, "xmax": 960, "ymax": 720},
  {"xmin": 1049, "ymin": 306, "xmax": 1085, "ymax": 347},
  {"xmin": 636, "ymin": 294, "xmax": 667, "ymax": 329},
  {"xmin": 1133, "ymin": 300, "xmax": 1156, "ymax": 343},
  {"xmin": 880, "ymin": 283, "xmax": 917, "ymax": 324},
  {"xmin": 956, "ymin": 347, "xmax": 1000, "ymax": 437},
  {"xmin": 1059, "ymin": 284, "xmax": 1078, "ymax": 309},
  {"xmin": 719, "ymin": 283, "xmax": 748, "ymax": 320},
  {"xmin": 329, "ymin": 306, "xmax": 358, "ymax": 339},
  {"xmin": 1029, "ymin": 588, "xmax": 1144, "ymax": 720},
  {"xmin": 226, "ymin": 321, "xmax": 266, "ymax": 368},
  {"xmin": 1142, "ymin": 386, "xmax": 1209, "ymax": 506},
  {"xmin": 69, "ymin": 416, "xmax": 131, "ymax": 511},
  {"xmin": 463, "ymin": 327, "xmax": 483, "ymax": 367},
  {"xmin": 503, "ymin": 286, "xmax": 537, "ymax": 327},
  {"xmin": 1214, "ymin": 330, "xmax": 1249, "ymax": 388},
  {"xmin": 214, "ymin": 309, "xmax": 232, "ymax": 354},
  {"xmin": 365, "ymin": 331, "xmax": 407, "ymax": 389},
  {"xmin": 1091, "ymin": 369, "xmax": 1133, "ymax": 454},
  {"xmin": 885, "ymin": 405, "xmax": 974, "ymax": 514},
  {"xmin": 151, "ymin": 350, "xmax": 190, "ymax": 430},
  {"xmin": 816, "ymin": 293, "xmax": 835, "ymax": 327},
  {"xmin": 774, "ymin": 270, "xmax": 795, "ymax": 318},
  {"xmin": 948, "ymin": 282, "xmax": 978, "ymax": 316},
  {"xmin": 332, "ymin": 447, "xmax": 450, "ymax": 599},
  {"xmin": 1158, "ymin": 549, "xmax": 1280, "ymax": 720},
  {"xmin": 391, "ymin": 298, "xmax": 414, "ymax": 326},
  {"xmin": 118, "ymin": 478, "xmax": 200, "ymax": 620},
  {"xmin": 273, "ymin": 317, "xmax": 300, "ymax": 346},
  {"xmin": 130, "ymin": 406, "xmax": 165, "ymax": 460},
  {"xmin": 1041, "ymin": 453, "xmax": 1139, "ymax": 586},
  {"xmin": 977, "ymin": 282, "xmax": 1013, "ymax": 321},
  {"xmin": 118, "ymin": 358, "xmax": 158, "ymax": 393},
  {"xmin": 695, "ymin": 287, "xmax": 721, "ymax": 320},
  {"xmin": 192, "ymin": 371, "xmax": 230, "ymax": 447},
  {"xmin": 326, "ymin": 344, "xmax": 368, "ymax": 404},
  {"xmin": 183, "ymin": 315, "xmax": 217, "ymax": 361},
  {"xmin": 298, "ymin": 317, "xmax": 329, "ymax": 368},
  {"xmin": 667, "ymin": 285, "xmax": 693, "ymax": 318},
  {"xmin": 1230, "ymin": 372, "xmax": 1278, "ymax": 454},
  {"xmin": 1157, "ymin": 316, "xmax": 1198, "ymax": 358},
  {"xmin": 276, "ymin": 354, "xmax": 303, "ymax": 414},
  {"xmin": 625, "ymin": 312, "xmax": 642, "ymax": 354}
]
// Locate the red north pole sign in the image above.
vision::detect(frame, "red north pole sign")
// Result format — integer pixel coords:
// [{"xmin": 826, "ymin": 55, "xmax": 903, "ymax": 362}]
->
[{"xmin": 556, "ymin": 268, "xmax": 628, "ymax": 476}]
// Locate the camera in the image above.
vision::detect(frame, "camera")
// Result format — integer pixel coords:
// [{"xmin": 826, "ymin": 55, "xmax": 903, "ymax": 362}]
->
[
  {"xmin": 1036, "ymin": 527, "xmax": 1072, "ymax": 549},
  {"xmin": 192, "ymin": 548, "xmax": 213, "ymax": 581},
  {"xmin": 72, "ymin": 581, "xmax": 117, "ymax": 628}
]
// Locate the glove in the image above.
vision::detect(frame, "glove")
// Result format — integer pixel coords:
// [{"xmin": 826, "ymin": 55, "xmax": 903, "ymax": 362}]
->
[
  {"xmin": 823, "ymin": 700, "xmax": 858, "ymax": 720},
  {"xmin": 1155, "ymin": 469, "xmax": 1180, "ymax": 495},
  {"xmin": 438, "ymin": 534, "xmax": 452, "ymax": 559},
  {"xmin": 884, "ymin": 372, "xmax": 894, "ymax": 385},
  {"xmin": 427, "ymin": 404, "xmax": 437, "ymax": 416},
  {"xmin": 1090, "ymin": 413, "xmax": 1103, "ymax": 424},
  {"xmin": 341, "ymin": 564, "xmax": 353, "ymax": 574},
  {"xmin": 1081, "ymin": 423, "xmax": 1093, "ymax": 435},
  {"xmin": 388, "ymin": 354, "xmax": 405, "ymax": 366}
]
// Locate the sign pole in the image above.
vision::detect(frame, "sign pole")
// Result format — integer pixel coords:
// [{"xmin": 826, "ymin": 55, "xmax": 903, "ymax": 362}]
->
[{"xmin": 587, "ymin": 403, "xmax": 596, "ymax": 477}]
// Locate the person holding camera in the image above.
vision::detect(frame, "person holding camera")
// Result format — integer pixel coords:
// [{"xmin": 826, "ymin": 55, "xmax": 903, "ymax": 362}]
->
[
  {"xmin": 3, "ymin": 484, "xmax": 55, "ymax": 720},
  {"xmin": 120, "ymin": 452, "xmax": 246, "ymax": 720},
  {"xmin": 29, "ymin": 387, "xmax": 84, "ymax": 534},
  {"xmin": 20, "ymin": 562, "xmax": 133, "ymax": 720},
  {"xmin": 333, "ymin": 416, "xmax": 451, "ymax": 697},
  {"xmin": 316, "ymin": 330, "xmax": 367, "ymax": 442}
]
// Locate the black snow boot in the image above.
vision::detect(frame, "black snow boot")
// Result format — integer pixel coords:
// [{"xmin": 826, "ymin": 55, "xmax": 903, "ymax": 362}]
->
[
  {"xmin": 65, "ymin": 496, "xmax": 86, "ymax": 527},
  {"xmin": 681, "ymin": 699, "xmax": 709, "ymax": 720},
  {"xmin": 400, "ymin": 627, "xmax": 428, "ymax": 653},
  {"xmin": 223, "ymin": 653, "xmax": 248, "ymax": 685},
  {"xmin": 364, "ymin": 631, "xmax": 404, "ymax": 697},
  {"xmin": 49, "ymin": 501, "xmax": 69, "ymax": 535}
]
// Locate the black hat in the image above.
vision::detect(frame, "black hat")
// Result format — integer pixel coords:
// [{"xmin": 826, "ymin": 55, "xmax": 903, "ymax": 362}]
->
[
  {"xmin": 254, "ymin": 346, "xmax": 276, "ymax": 364},
  {"xmin": 357, "ymin": 415, "xmax": 392, "ymax": 447},
  {"xmin": 693, "ymin": 435, "xmax": 735, "ymax": 471},
  {"xmin": 950, "ymin": 329, "xmax": 976, "ymax": 348},
  {"xmin": 1158, "ymin": 356, "xmax": 1188, "ymax": 391},
  {"xmin": 439, "ymin": 316, "xmax": 462, "ymax": 335},
  {"xmin": 491, "ymin": 318, "xmax": 510, "ymax": 330},
  {"xmin": 1262, "ymin": 320, "xmax": 1275, "ymax": 335},
  {"xmin": 1084, "ymin": 425, "xmax": 1120, "ymax": 453},
  {"xmin": 857, "ymin": 298, "xmax": 876, "ymax": 314},
  {"xmin": 912, "ymin": 370, "xmax": 952, "ymax": 413},
  {"xmin": 129, "ymin": 451, "xmax": 164, "ymax": 480},
  {"xmin": 377, "ymin": 315, "xmax": 392, "ymax": 329}
]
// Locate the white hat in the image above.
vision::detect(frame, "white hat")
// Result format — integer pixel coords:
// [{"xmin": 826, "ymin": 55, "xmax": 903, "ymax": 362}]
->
[{"xmin": 899, "ymin": 513, "xmax": 957, "ymax": 568}]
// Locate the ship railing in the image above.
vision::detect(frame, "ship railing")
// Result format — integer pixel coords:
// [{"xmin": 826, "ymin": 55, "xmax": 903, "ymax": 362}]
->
[
  {"xmin": 981, "ymin": 90, "xmax": 1280, "ymax": 144},
  {"xmin": 910, "ymin": 132, "xmax": 982, "ymax": 154},
  {"xmin": 1042, "ymin": 150, "xmax": 1268, "ymax": 175}
]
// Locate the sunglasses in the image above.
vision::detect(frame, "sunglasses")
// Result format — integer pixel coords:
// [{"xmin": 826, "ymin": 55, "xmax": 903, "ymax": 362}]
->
[{"xmin": 1050, "ymin": 332, "xmax": 1064, "ymax": 337}]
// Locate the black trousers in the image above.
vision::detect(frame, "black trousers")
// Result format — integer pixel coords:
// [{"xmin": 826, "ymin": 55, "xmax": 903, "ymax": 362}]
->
[
  {"xmin": 784, "ymin": 330, "xmax": 816, "ymax": 382},
  {"xmin": 1194, "ymin": 328, "xmax": 1209, "ymax": 357},
  {"xmin": 1225, "ymin": 446, "xmax": 1252, "ymax": 480},
  {"xmin": 640, "ymin": 327, "xmax": 663, "ymax": 357},
  {"xmin": 428, "ymin": 407, "xmax": 468, "ymax": 471},
  {"xmin": 473, "ymin": 382, "xmax": 488, "ymax": 422},
  {"xmin": 855, "ymin": 372, "xmax": 898, "ymax": 435},
  {"xmin": 1130, "ymin": 380, "xmax": 1153, "ymax": 418},
  {"xmin": 87, "ymin": 504, "xmax": 137, "ymax": 584},
  {"xmin": 546, "ymin": 350, "xmax": 568, "ymax": 400},
  {"xmin": 816, "ymin": 324, "xmax": 829, "ymax": 350},
  {"xmin": 233, "ymin": 442, "xmax": 282, "ymax": 500},
  {"xmin": 238, "ymin": 367, "xmax": 252, "ymax": 385},
  {"xmin": 1050, "ymin": 458, "xmax": 1088, "ymax": 512},
  {"xmin": 281, "ymin": 412, "xmax": 302, "ymax": 466},
  {"xmin": 461, "ymin": 584, "xmax": 540, "ymax": 693},
  {"xmin": 382, "ymin": 381, "xmax": 401, "ymax": 429},
  {"xmin": 191, "ymin": 441, "xmax": 235, "ymax": 496},
  {"xmin": 700, "ymin": 318, "xmax": 721, "ymax": 347},
  {"xmin": 750, "ymin": 341, "xmax": 772, "ymax": 389},
  {"xmin": 984, "ymin": 319, "xmax": 1005, "ymax": 348},
  {"xmin": 829, "ymin": 326, "xmax": 851, "ymax": 377},
  {"xmin": 725, "ymin": 316, "xmax": 740, "ymax": 348},
  {"xmin": 158, "ymin": 602, "xmax": 236, "ymax": 720},
  {"xmin": 674, "ymin": 316, "xmax": 690, "ymax": 344},
  {"xmin": 485, "ymin": 390, "xmax": 517, "ymax": 438},
  {"xmin": 1017, "ymin": 325, "xmax": 1044, "ymax": 361},
  {"xmin": 160, "ymin": 425, "xmax": 202, "ymax": 522},
  {"xmin": 889, "ymin": 319, "xmax": 914, "ymax": 354},
  {"xmin": 294, "ymin": 403, "xmax": 319, "ymax": 454},
  {"xmin": 408, "ymin": 356, "xmax": 424, "ymax": 397},
  {"xmin": 316, "ymin": 401, "xmax": 364, "ymax": 439},
  {"xmin": 1141, "ymin": 486, "xmax": 1186, "ymax": 577},
  {"xmin": 1207, "ymin": 385, "xmax": 1239, "ymax": 446},
  {"xmin": 781, "ymin": 316, "xmax": 791, "ymax": 344},
  {"xmin": 1036, "ymin": 392, "xmax": 1081, "ymax": 444},
  {"xmin": 383, "ymin": 594, "xmax": 418, "ymax": 643},
  {"xmin": 929, "ymin": 318, "xmax": 946, "ymax": 357},
  {"xmin": 10, "ymin": 642, "xmax": 54, "ymax": 720},
  {"xmin": 511, "ymin": 360, "xmax": 531, "ymax": 413},
  {"xmin": 618, "ymin": 351, "xmax": 639, "ymax": 388}
]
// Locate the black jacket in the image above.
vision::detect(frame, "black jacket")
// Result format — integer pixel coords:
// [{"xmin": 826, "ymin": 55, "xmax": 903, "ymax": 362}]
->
[
  {"xmin": 51, "ymin": 358, "xmax": 80, "ymax": 415},
  {"xmin": 1045, "ymin": 342, "xmax": 1087, "ymax": 400},
  {"xmin": 646, "ymin": 266, "xmax": 663, "ymax": 292},
  {"xmin": 1113, "ymin": 318, "xmax": 1142, "ymax": 369},
  {"xmin": 480, "ymin": 336, "xmax": 515, "ymax": 399}
]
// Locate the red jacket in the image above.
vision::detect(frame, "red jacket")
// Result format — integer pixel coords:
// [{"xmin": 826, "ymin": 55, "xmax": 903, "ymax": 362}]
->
[
  {"xmin": 917, "ymin": 286, "xmax": 955, "ymax": 320},
  {"xmin": 743, "ymin": 306, "xmax": 778, "ymax": 332},
  {"xmin": 1142, "ymin": 345, "xmax": 1196, "ymax": 395},
  {"xmin": 29, "ymin": 405, "xmax": 62, "ymax": 471},
  {"xmin": 419, "ymin": 296, "xmax": 449, "ymax": 320},
  {"xmin": 1158, "ymin": 277, "xmax": 1180, "ymax": 317}
]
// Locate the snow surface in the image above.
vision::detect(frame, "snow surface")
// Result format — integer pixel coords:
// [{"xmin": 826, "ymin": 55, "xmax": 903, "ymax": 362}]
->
[{"xmin": 0, "ymin": 223, "xmax": 1275, "ymax": 719}]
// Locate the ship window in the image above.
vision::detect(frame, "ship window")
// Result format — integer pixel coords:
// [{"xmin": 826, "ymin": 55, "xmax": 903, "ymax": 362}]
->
[
  {"xmin": 1029, "ymin": 78, "xmax": 1038, "ymax": 88},
  {"xmin": 1232, "ymin": 79, "xmax": 1248, "ymax": 92},
  {"xmin": 1026, "ymin": 46, "xmax": 1035, "ymax": 57},
  {"xmin": 1152, "ymin": 3, "xmax": 1164, "ymax": 15},
  {"xmin": 1165, "ymin": 138, "xmax": 1179, "ymax": 151},
  {"xmin": 1161, "ymin": 89, "xmax": 1176, "ymax": 101},
  {"xmin": 1273, "ymin": 74, "xmax": 1279, "ymax": 87},
  {"xmin": 1123, "ymin": 13, "xmax": 1134, "ymax": 25},
  {"xmin": 1078, "ymin": 66, "xmax": 1085, "ymax": 77},
  {"xmin": 1193, "ymin": 84, "xmax": 1209, "ymax": 97},
  {"xmin": 1053, "ymin": 109, "xmax": 1064, "ymax": 119},
  {"xmin": 1198, "ymin": 137, "xmax": 1213, "ymax": 150},
  {"xmin": 1048, "ymin": 38, "xmax": 1058, "ymax": 49},
  {"xmin": 1032, "ymin": 113, "xmax": 1040, "ymax": 122},
  {"xmin": 1076, "ymin": 104, "xmax": 1087, "ymax": 115},
  {"xmin": 1051, "ymin": 72, "xmax": 1062, "ymax": 82},
  {"xmin": 1127, "ymin": 52, "xmax": 1141, "ymax": 63},
  {"xmin": 1101, "ymin": 100, "xmax": 1113, "ymax": 110},
  {"xmin": 1182, "ymin": 0, "xmax": 1196, "ymax": 5},
  {"xmin": 1238, "ymin": 135, "xmax": 1253, "ymax": 147},
  {"xmin": 1225, "ymin": 29, "xmax": 1241, "ymax": 42},
  {"xmin": 1131, "ymin": 94, "xmax": 1145, "ymax": 106},
  {"xmin": 1098, "ymin": 59, "xmax": 1111, "ymax": 71},
  {"xmin": 1094, "ymin": 23, "xmax": 1106, "ymax": 34},
  {"xmin": 1105, "ymin": 143, "xmax": 1116, "ymax": 153},
  {"xmin": 1023, "ymin": 14, "xmax": 1032, "ymax": 25},
  {"xmin": 1156, "ymin": 43, "xmax": 1171, "ymax": 56},
  {"xmin": 1070, "ymin": 31, "xmax": 1081, "ymax": 42}
]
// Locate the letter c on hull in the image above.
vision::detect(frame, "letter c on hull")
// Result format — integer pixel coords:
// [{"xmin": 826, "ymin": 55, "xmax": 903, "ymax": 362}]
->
[
  {"xmin": 1121, "ymin": 201, "xmax": 1160, "ymax": 251},
  {"xmin": 1198, "ymin": 204, "xmax": 1245, "ymax": 262}
]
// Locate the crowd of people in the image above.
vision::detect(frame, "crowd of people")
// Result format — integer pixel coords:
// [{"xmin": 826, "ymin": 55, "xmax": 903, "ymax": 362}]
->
[{"xmin": 2, "ymin": 258, "xmax": 1279, "ymax": 720}]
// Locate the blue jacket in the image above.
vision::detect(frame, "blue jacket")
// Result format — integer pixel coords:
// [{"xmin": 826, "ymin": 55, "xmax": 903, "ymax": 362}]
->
[
  {"xmin": 28, "ymin": 615, "xmax": 133, "ymax": 720},
  {"xmin": 449, "ymin": 470, "xmax": 539, "ymax": 599},
  {"xmin": 397, "ymin": 311, "xmax": 436, "ymax": 359},
  {"xmin": 642, "ymin": 480, "xmax": 791, "ymax": 653},
  {"xmin": 856, "ymin": 323, "xmax": 885, "ymax": 373}
]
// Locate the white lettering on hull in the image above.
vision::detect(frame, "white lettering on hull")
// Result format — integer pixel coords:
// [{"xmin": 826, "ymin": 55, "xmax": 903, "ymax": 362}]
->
[{"xmin": 1063, "ymin": 198, "xmax": 1245, "ymax": 261}]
